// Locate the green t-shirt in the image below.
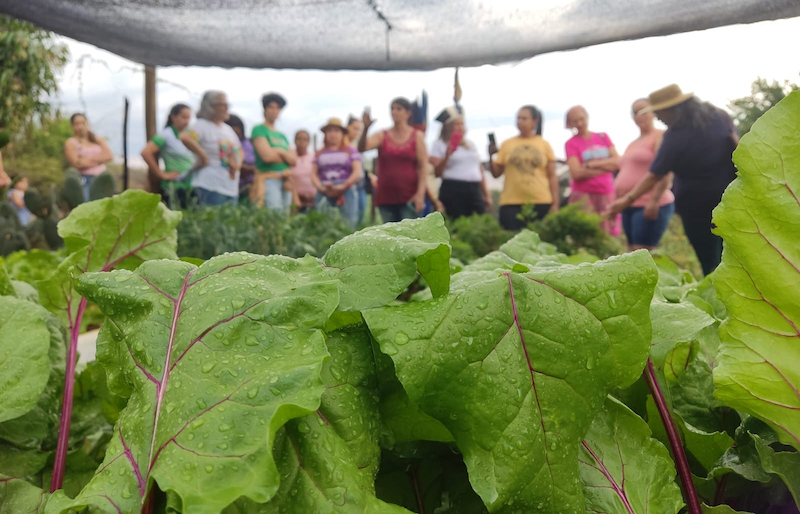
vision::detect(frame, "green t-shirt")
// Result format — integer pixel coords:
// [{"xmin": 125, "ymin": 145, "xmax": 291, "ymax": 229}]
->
[
  {"xmin": 152, "ymin": 126, "xmax": 195, "ymax": 190},
  {"xmin": 251, "ymin": 124, "xmax": 290, "ymax": 173}
]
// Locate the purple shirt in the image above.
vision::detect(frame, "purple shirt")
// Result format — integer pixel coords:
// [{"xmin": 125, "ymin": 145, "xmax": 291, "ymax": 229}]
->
[{"xmin": 314, "ymin": 146, "xmax": 361, "ymax": 184}]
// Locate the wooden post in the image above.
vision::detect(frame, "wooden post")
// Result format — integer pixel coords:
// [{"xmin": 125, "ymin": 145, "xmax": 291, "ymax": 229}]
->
[
  {"xmin": 145, "ymin": 66, "xmax": 158, "ymax": 192},
  {"xmin": 123, "ymin": 97, "xmax": 129, "ymax": 191}
]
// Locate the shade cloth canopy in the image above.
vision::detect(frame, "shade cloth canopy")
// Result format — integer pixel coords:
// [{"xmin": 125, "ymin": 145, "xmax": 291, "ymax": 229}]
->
[{"xmin": 2, "ymin": 0, "xmax": 799, "ymax": 70}]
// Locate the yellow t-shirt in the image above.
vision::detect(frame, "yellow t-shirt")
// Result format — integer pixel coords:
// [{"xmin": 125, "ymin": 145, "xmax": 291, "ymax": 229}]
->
[{"xmin": 496, "ymin": 135, "xmax": 556, "ymax": 206}]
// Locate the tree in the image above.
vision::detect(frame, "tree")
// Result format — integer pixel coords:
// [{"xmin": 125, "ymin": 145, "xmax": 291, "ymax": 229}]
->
[
  {"xmin": 728, "ymin": 77, "xmax": 799, "ymax": 136},
  {"xmin": 0, "ymin": 16, "xmax": 68, "ymax": 134}
]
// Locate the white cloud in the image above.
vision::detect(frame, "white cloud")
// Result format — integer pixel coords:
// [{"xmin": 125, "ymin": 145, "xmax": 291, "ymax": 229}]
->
[{"xmin": 52, "ymin": 16, "xmax": 800, "ymax": 165}]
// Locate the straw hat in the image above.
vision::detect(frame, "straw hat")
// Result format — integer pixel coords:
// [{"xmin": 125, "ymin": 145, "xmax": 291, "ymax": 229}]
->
[
  {"xmin": 320, "ymin": 117, "xmax": 347, "ymax": 132},
  {"xmin": 641, "ymin": 84, "xmax": 693, "ymax": 113}
]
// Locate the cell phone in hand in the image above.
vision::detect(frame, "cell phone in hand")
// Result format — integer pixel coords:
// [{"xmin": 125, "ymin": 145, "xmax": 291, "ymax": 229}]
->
[
  {"xmin": 488, "ymin": 132, "xmax": 496, "ymax": 147},
  {"xmin": 449, "ymin": 131, "xmax": 463, "ymax": 152}
]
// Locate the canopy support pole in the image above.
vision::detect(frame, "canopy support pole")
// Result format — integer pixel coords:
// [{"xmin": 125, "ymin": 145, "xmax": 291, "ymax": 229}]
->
[{"xmin": 145, "ymin": 65, "xmax": 158, "ymax": 192}]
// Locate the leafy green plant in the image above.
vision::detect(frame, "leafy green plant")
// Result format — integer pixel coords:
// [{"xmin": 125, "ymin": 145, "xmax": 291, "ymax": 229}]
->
[
  {"xmin": 177, "ymin": 205, "xmax": 352, "ymax": 260},
  {"xmin": 0, "ymin": 89, "xmax": 799, "ymax": 514},
  {"xmin": 529, "ymin": 202, "xmax": 624, "ymax": 259},
  {"xmin": 447, "ymin": 214, "xmax": 512, "ymax": 260}
]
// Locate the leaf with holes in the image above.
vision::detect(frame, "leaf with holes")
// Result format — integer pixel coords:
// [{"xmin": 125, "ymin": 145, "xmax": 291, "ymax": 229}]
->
[
  {"xmin": 363, "ymin": 251, "xmax": 657, "ymax": 513},
  {"xmin": 712, "ymin": 91, "xmax": 800, "ymax": 451},
  {"xmin": 322, "ymin": 213, "xmax": 450, "ymax": 311},
  {"xmin": 47, "ymin": 253, "xmax": 339, "ymax": 513},
  {"xmin": 579, "ymin": 396, "xmax": 683, "ymax": 514}
]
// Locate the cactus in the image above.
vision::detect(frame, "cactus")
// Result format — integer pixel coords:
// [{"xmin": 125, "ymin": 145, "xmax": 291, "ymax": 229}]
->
[
  {"xmin": 24, "ymin": 189, "xmax": 46, "ymax": 218},
  {"xmin": 89, "ymin": 171, "xmax": 116, "ymax": 201},
  {"xmin": 60, "ymin": 170, "xmax": 84, "ymax": 211},
  {"xmin": 0, "ymin": 198, "xmax": 31, "ymax": 256}
]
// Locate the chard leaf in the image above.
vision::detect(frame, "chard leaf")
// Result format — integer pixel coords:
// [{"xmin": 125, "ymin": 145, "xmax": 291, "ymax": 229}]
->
[
  {"xmin": 373, "ymin": 339, "xmax": 453, "ymax": 446},
  {"xmin": 580, "ymin": 397, "xmax": 683, "ymax": 514},
  {"xmin": 375, "ymin": 443, "xmax": 489, "ymax": 513},
  {"xmin": 50, "ymin": 253, "xmax": 339, "ymax": 513},
  {"xmin": 752, "ymin": 433, "xmax": 800, "ymax": 507},
  {"xmin": 711, "ymin": 91, "xmax": 800, "ymax": 451},
  {"xmin": 464, "ymin": 230, "xmax": 566, "ymax": 273},
  {"xmin": 701, "ymin": 504, "xmax": 753, "ymax": 513},
  {"xmin": 649, "ymin": 299, "xmax": 715, "ymax": 369},
  {"xmin": 0, "ymin": 297, "xmax": 52, "ymax": 423},
  {"xmin": 318, "ymin": 327, "xmax": 383, "ymax": 482},
  {"xmin": 364, "ymin": 251, "xmax": 657, "ymax": 512},
  {"xmin": 0, "ymin": 446, "xmax": 50, "ymax": 479},
  {"xmin": 37, "ymin": 190, "xmax": 181, "ymax": 326},
  {"xmin": 242, "ymin": 416, "xmax": 412, "ymax": 513},
  {"xmin": 0, "ymin": 476, "xmax": 48, "ymax": 513},
  {"xmin": 322, "ymin": 213, "xmax": 450, "ymax": 311}
]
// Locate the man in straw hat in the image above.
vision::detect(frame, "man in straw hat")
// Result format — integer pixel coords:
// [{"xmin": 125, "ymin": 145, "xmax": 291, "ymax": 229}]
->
[{"xmin": 607, "ymin": 84, "xmax": 739, "ymax": 275}]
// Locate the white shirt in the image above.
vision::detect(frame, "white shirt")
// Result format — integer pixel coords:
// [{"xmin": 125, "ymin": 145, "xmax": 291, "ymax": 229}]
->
[
  {"xmin": 188, "ymin": 119, "xmax": 242, "ymax": 198},
  {"xmin": 430, "ymin": 139, "xmax": 483, "ymax": 182}
]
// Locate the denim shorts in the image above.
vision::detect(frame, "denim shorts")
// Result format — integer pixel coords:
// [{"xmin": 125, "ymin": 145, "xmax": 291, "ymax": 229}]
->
[
  {"xmin": 621, "ymin": 203, "xmax": 675, "ymax": 247},
  {"xmin": 194, "ymin": 187, "xmax": 237, "ymax": 206}
]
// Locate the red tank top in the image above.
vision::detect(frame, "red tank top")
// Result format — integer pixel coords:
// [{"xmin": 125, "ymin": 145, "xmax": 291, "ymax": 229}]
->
[{"xmin": 375, "ymin": 129, "xmax": 418, "ymax": 206}]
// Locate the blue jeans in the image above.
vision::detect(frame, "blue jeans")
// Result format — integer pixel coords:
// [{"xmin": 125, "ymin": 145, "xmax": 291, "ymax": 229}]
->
[
  {"xmin": 195, "ymin": 187, "xmax": 237, "ymax": 206},
  {"xmin": 80, "ymin": 175, "xmax": 95, "ymax": 202},
  {"xmin": 621, "ymin": 202, "xmax": 675, "ymax": 247},
  {"xmin": 315, "ymin": 187, "xmax": 359, "ymax": 229},
  {"xmin": 265, "ymin": 178, "xmax": 292, "ymax": 214},
  {"xmin": 378, "ymin": 203, "xmax": 417, "ymax": 223}
]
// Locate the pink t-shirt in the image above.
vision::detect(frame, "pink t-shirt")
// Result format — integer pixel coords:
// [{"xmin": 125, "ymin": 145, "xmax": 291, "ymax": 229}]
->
[
  {"xmin": 67, "ymin": 138, "xmax": 107, "ymax": 177},
  {"xmin": 616, "ymin": 132, "xmax": 674, "ymax": 208},
  {"xmin": 291, "ymin": 153, "xmax": 316, "ymax": 200},
  {"xmin": 565, "ymin": 132, "xmax": 615, "ymax": 194}
]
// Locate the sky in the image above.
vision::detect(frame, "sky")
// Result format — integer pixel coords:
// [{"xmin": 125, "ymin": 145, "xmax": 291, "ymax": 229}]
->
[{"xmin": 51, "ymin": 16, "xmax": 800, "ymax": 170}]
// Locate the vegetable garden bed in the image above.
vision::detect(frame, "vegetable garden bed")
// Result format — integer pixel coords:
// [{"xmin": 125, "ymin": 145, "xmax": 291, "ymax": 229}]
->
[{"xmin": 1, "ymin": 93, "xmax": 799, "ymax": 513}]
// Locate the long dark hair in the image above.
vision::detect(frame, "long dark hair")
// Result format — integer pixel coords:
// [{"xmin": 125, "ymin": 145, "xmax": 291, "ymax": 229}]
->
[
  {"xmin": 521, "ymin": 105, "xmax": 544, "ymax": 136},
  {"xmin": 70, "ymin": 113, "xmax": 98, "ymax": 144},
  {"xmin": 671, "ymin": 98, "xmax": 719, "ymax": 130},
  {"xmin": 165, "ymin": 103, "xmax": 191, "ymax": 128},
  {"xmin": 225, "ymin": 113, "xmax": 245, "ymax": 139}
]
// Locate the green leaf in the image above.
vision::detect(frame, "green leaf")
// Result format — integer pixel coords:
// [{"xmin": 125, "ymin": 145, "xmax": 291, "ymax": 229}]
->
[
  {"xmin": 243, "ymin": 417, "xmax": 412, "ymax": 513},
  {"xmin": 318, "ymin": 327, "xmax": 383, "ymax": 482},
  {"xmin": 373, "ymin": 342, "xmax": 453, "ymax": 445},
  {"xmin": 712, "ymin": 91, "xmax": 800, "ymax": 451},
  {"xmin": 50, "ymin": 253, "xmax": 339, "ymax": 513},
  {"xmin": 0, "ymin": 476, "xmax": 48, "ymax": 513},
  {"xmin": 0, "ymin": 446, "xmax": 50, "ymax": 479},
  {"xmin": 0, "ymin": 297, "xmax": 52, "ymax": 423},
  {"xmin": 0, "ymin": 261, "xmax": 13, "ymax": 297},
  {"xmin": 463, "ymin": 230, "xmax": 566, "ymax": 273},
  {"xmin": 579, "ymin": 397, "xmax": 683, "ymax": 514},
  {"xmin": 701, "ymin": 504, "xmax": 753, "ymax": 513},
  {"xmin": 375, "ymin": 443, "xmax": 489, "ymax": 513},
  {"xmin": 2, "ymin": 249, "xmax": 64, "ymax": 287},
  {"xmin": 752, "ymin": 433, "xmax": 800, "ymax": 507},
  {"xmin": 649, "ymin": 300, "xmax": 715, "ymax": 369},
  {"xmin": 645, "ymin": 397, "xmax": 733, "ymax": 475},
  {"xmin": 0, "ymin": 311, "xmax": 65, "ymax": 449},
  {"xmin": 364, "ymin": 251, "xmax": 657, "ymax": 512},
  {"xmin": 36, "ymin": 190, "xmax": 181, "ymax": 330},
  {"xmin": 322, "ymin": 213, "xmax": 450, "ymax": 311}
]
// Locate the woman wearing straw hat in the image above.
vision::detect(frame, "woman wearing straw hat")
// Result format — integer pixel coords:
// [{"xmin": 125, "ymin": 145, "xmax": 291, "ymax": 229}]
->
[
  {"xmin": 311, "ymin": 118, "xmax": 363, "ymax": 228},
  {"xmin": 607, "ymin": 84, "xmax": 739, "ymax": 275},
  {"xmin": 430, "ymin": 106, "xmax": 492, "ymax": 220}
]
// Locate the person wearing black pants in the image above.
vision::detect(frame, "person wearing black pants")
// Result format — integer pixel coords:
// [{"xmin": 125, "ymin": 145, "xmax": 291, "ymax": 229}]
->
[
  {"xmin": 429, "ymin": 106, "xmax": 491, "ymax": 220},
  {"xmin": 607, "ymin": 84, "xmax": 738, "ymax": 275}
]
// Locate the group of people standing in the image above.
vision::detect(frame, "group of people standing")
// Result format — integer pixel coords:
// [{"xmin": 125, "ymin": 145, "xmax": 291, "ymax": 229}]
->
[{"xmin": 5, "ymin": 82, "xmax": 734, "ymax": 276}]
